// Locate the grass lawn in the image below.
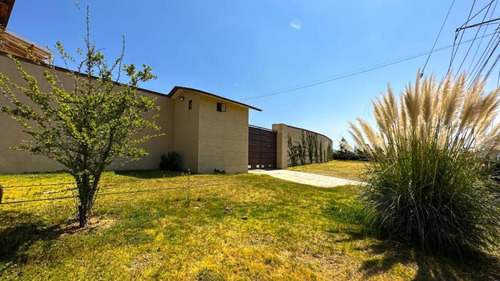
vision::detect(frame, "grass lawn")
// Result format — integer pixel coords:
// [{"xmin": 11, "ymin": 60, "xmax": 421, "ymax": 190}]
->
[
  {"xmin": 0, "ymin": 170, "xmax": 498, "ymax": 280},
  {"xmin": 287, "ymin": 160, "xmax": 369, "ymax": 181}
]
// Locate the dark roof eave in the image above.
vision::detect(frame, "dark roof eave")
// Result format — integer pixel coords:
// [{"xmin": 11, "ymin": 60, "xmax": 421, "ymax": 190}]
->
[
  {"xmin": 167, "ymin": 86, "xmax": 262, "ymax": 112},
  {"xmin": 0, "ymin": 0, "xmax": 15, "ymax": 28}
]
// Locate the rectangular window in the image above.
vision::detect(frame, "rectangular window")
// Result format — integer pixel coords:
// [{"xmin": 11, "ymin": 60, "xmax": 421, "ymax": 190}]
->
[
  {"xmin": 188, "ymin": 100, "xmax": 193, "ymax": 110},
  {"xmin": 217, "ymin": 102, "xmax": 227, "ymax": 112}
]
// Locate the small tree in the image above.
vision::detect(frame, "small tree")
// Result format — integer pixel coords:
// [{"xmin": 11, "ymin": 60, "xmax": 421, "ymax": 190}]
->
[
  {"xmin": 0, "ymin": 8, "xmax": 161, "ymax": 227},
  {"xmin": 339, "ymin": 137, "xmax": 349, "ymax": 153}
]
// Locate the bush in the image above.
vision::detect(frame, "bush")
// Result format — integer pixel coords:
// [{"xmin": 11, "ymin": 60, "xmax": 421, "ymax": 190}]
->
[
  {"xmin": 348, "ymin": 72, "xmax": 500, "ymax": 255},
  {"xmin": 331, "ymin": 150, "xmax": 368, "ymax": 161},
  {"xmin": 159, "ymin": 151, "xmax": 183, "ymax": 171}
]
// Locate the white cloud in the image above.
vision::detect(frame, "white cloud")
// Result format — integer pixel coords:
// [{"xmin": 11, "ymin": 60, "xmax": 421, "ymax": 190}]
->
[{"xmin": 290, "ymin": 19, "xmax": 302, "ymax": 30}]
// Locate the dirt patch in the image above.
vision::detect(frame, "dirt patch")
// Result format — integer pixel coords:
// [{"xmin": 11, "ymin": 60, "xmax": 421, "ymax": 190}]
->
[{"xmin": 55, "ymin": 217, "xmax": 116, "ymax": 236}]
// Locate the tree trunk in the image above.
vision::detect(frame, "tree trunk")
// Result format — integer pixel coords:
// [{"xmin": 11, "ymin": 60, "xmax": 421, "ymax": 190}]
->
[
  {"xmin": 76, "ymin": 171, "xmax": 102, "ymax": 228},
  {"xmin": 78, "ymin": 205, "xmax": 88, "ymax": 227},
  {"xmin": 76, "ymin": 173, "xmax": 92, "ymax": 228}
]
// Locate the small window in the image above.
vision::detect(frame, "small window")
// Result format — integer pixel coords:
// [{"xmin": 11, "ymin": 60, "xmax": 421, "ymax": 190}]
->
[
  {"xmin": 188, "ymin": 100, "xmax": 193, "ymax": 110},
  {"xmin": 217, "ymin": 102, "xmax": 227, "ymax": 112}
]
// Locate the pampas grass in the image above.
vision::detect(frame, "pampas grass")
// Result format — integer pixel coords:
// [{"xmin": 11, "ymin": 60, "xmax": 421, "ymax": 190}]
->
[{"xmin": 349, "ymin": 71, "xmax": 500, "ymax": 255}]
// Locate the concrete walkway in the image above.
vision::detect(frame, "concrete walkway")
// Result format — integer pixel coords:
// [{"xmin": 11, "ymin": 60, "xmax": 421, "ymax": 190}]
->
[{"xmin": 249, "ymin": 169, "xmax": 363, "ymax": 188}]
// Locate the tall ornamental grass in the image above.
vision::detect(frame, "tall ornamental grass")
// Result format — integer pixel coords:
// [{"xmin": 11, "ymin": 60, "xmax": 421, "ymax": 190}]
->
[{"xmin": 348, "ymin": 72, "xmax": 500, "ymax": 254}]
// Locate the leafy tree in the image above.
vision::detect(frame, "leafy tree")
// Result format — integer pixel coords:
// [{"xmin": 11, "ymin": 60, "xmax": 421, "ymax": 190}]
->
[
  {"xmin": 339, "ymin": 137, "xmax": 349, "ymax": 153},
  {"xmin": 0, "ymin": 8, "xmax": 161, "ymax": 227}
]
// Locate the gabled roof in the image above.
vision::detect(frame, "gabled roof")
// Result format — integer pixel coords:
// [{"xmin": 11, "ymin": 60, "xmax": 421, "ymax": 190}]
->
[
  {"xmin": 0, "ymin": 0, "xmax": 15, "ymax": 28},
  {"xmin": 167, "ymin": 86, "xmax": 262, "ymax": 111}
]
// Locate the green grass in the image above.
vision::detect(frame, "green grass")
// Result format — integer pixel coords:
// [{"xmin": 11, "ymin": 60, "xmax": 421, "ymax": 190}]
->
[
  {"xmin": 0, "ymin": 170, "xmax": 498, "ymax": 280},
  {"xmin": 287, "ymin": 160, "xmax": 369, "ymax": 181}
]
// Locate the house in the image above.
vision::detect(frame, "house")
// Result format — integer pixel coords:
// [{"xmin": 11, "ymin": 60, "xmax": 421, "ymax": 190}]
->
[
  {"xmin": 0, "ymin": 0, "xmax": 333, "ymax": 174},
  {"xmin": 0, "ymin": 53, "xmax": 261, "ymax": 174}
]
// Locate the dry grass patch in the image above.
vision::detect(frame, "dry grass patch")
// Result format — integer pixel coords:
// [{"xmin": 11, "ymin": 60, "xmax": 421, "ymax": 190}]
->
[
  {"xmin": 287, "ymin": 160, "xmax": 369, "ymax": 181},
  {"xmin": 0, "ymin": 171, "xmax": 497, "ymax": 280}
]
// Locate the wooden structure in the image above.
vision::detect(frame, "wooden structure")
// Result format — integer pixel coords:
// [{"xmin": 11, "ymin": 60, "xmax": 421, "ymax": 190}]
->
[
  {"xmin": 248, "ymin": 125, "xmax": 277, "ymax": 170},
  {"xmin": 0, "ymin": 0, "xmax": 49, "ymax": 61},
  {"xmin": 0, "ymin": 0, "xmax": 14, "ymax": 27}
]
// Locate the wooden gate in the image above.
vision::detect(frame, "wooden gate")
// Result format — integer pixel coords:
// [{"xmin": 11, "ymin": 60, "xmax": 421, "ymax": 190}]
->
[{"xmin": 248, "ymin": 125, "xmax": 277, "ymax": 170}]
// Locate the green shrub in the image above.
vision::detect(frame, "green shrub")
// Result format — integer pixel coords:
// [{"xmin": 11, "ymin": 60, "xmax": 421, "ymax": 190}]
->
[
  {"xmin": 348, "ymin": 72, "xmax": 500, "ymax": 255},
  {"xmin": 331, "ymin": 150, "xmax": 368, "ymax": 161},
  {"xmin": 159, "ymin": 151, "xmax": 183, "ymax": 171}
]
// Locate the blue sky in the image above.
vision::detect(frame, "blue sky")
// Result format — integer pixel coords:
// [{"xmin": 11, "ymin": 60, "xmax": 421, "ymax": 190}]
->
[{"xmin": 6, "ymin": 0, "xmax": 497, "ymax": 146}]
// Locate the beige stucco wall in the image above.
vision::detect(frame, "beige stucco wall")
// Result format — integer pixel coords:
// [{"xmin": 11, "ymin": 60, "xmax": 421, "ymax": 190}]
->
[
  {"xmin": 272, "ymin": 123, "xmax": 333, "ymax": 169},
  {"xmin": 0, "ymin": 55, "xmax": 253, "ymax": 175},
  {"xmin": 0, "ymin": 54, "xmax": 173, "ymax": 174},
  {"xmin": 172, "ymin": 89, "xmax": 200, "ymax": 172},
  {"xmin": 197, "ymin": 95, "xmax": 249, "ymax": 174}
]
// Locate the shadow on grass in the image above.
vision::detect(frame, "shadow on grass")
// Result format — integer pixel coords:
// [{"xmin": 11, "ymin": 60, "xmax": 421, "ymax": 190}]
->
[
  {"xmin": 0, "ymin": 210, "xmax": 81, "ymax": 267},
  {"xmin": 359, "ymin": 239, "xmax": 500, "ymax": 281},
  {"xmin": 322, "ymin": 199, "xmax": 500, "ymax": 280},
  {"xmin": 114, "ymin": 170, "xmax": 183, "ymax": 179}
]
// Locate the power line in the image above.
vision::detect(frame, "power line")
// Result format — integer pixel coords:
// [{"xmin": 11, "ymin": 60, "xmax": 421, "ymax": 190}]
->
[
  {"xmin": 447, "ymin": 0, "xmax": 500, "ymax": 86},
  {"xmin": 467, "ymin": 2, "xmax": 499, "ymax": 73},
  {"xmin": 497, "ymin": 68, "xmax": 500, "ymax": 86},
  {"xmin": 453, "ymin": 0, "xmax": 497, "ymax": 75},
  {"xmin": 468, "ymin": 32, "xmax": 500, "ymax": 87},
  {"xmin": 468, "ymin": 35, "xmax": 497, "ymax": 84},
  {"xmin": 457, "ymin": 17, "xmax": 500, "ymax": 31},
  {"xmin": 484, "ymin": 52, "xmax": 500, "ymax": 78},
  {"xmin": 467, "ymin": 28, "xmax": 500, "ymax": 85},
  {"xmin": 242, "ymin": 33, "xmax": 496, "ymax": 101},
  {"xmin": 462, "ymin": 0, "xmax": 497, "ymax": 27},
  {"xmin": 449, "ymin": 0, "xmax": 479, "ymax": 73},
  {"xmin": 421, "ymin": 0, "xmax": 456, "ymax": 76}
]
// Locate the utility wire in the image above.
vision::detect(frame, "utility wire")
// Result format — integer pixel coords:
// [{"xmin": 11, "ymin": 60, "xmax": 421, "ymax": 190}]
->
[
  {"xmin": 497, "ymin": 68, "xmax": 500, "ymax": 86},
  {"xmin": 421, "ymin": 0, "xmax": 456, "ymax": 76},
  {"xmin": 449, "ymin": 0, "xmax": 478, "ymax": 73},
  {"xmin": 467, "ymin": 1, "xmax": 499, "ymax": 73},
  {"xmin": 469, "ymin": 28, "xmax": 500, "ymax": 76},
  {"xmin": 467, "ymin": 29, "xmax": 500, "ymax": 87},
  {"xmin": 454, "ymin": 0, "xmax": 497, "ymax": 75},
  {"xmin": 461, "ymin": 0, "xmax": 497, "ymax": 27},
  {"xmin": 469, "ymin": 37, "xmax": 500, "ymax": 87},
  {"xmin": 484, "ymin": 53, "xmax": 500, "ymax": 78},
  {"xmin": 242, "ymin": 33, "xmax": 496, "ymax": 101},
  {"xmin": 468, "ymin": 32, "xmax": 497, "ymax": 82},
  {"xmin": 458, "ymin": 17, "xmax": 500, "ymax": 31}
]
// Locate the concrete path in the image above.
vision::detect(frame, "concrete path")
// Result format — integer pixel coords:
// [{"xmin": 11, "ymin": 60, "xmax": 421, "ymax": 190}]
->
[{"xmin": 249, "ymin": 169, "xmax": 363, "ymax": 188}]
